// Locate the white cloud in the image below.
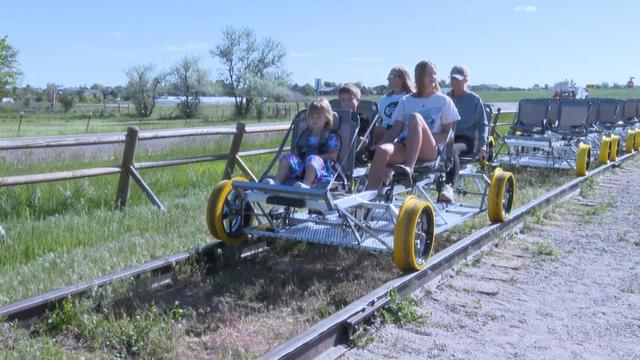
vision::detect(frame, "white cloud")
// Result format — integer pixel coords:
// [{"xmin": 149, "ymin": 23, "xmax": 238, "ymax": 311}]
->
[
  {"xmin": 156, "ymin": 42, "xmax": 212, "ymax": 52},
  {"xmin": 514, "ymin": 5, "xmax": 537, "ymax": 12}
]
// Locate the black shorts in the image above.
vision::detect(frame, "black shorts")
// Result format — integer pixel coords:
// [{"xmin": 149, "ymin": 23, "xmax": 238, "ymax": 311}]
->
[{"xmin": 454, "ymin": 135, "xmax": 475, "ymax": 157}]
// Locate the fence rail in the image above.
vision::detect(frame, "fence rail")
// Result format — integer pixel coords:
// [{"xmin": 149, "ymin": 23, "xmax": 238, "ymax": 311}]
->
[
  {"xmin": 0, "ymin": 106, "xmax": 513, "ymax": 211},
  {"xmin": 0, "ymin": 122, "xmax": 289, "ymax": 211}
]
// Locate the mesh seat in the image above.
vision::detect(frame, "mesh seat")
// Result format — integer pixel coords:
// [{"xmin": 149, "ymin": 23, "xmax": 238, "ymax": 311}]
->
[
  {"xmin": 512, "ymin": 99, "xmax": 550, "ymax": 134},
  {"xmin": 622, "ymin": 99, "xmax": 638, "ymax": 121},
  {"xmin": 594, "ymin": 99, "xmax": 619, "ymax": 127},
  {"xmin": 553, "ymin": 100, "xmax": 591, "ymax": 135}
]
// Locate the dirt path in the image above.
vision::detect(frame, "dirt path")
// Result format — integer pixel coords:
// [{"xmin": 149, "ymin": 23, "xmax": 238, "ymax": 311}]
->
[{"xmin": 343, "ymin": 158, "xmax": 640, "ymax": 360}]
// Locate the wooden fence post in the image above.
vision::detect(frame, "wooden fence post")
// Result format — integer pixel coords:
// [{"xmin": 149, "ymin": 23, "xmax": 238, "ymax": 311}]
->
[
  {"xmin": 115, "ymin": 127, "xmax": 139, "ymax": 209},
  {"xmin": 222, "ymin": 122, "xmax": 245, "ymax": 180}
]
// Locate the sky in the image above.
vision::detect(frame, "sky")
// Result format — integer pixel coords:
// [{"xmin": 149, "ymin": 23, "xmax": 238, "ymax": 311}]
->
[{"xmin": 1, "ymin": 0, "xmax": 639, "ymax": 89}]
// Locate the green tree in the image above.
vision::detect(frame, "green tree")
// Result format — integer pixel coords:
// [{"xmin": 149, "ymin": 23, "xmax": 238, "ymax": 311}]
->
[
  {"xmin": 125, "ymin": 63, "xmax": 166, "ymax": 117},
  {"xmin": 0, "ymin": 36, "xmax": 22, "ymax": 96},
  {"xmin": 169, "ymin": 56, "xmax": 210, "ymax": 119},
  {"xmin": 59, "ymin": 93, "xmax": 76, "ymax": 112},
  {"xmin": 211, "ymin": 26, "xmax": 289, "ymax": 118}
]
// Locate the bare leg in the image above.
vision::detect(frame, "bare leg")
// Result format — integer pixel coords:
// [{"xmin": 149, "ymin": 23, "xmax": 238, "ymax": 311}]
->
[
  {"xmin": 275, "ymin": 158, "xmax": 290, "ymax": 183},
  {"xmin": 404, "ymin": 113, "xmax": 438, "ymax": 170},
  {"xmin": 366, "ymin": 143, "xmax": 408, "ymax": 190},
  {"xmin": 302, "ymin": 165, "xmax": 317, "ymax": 186}
]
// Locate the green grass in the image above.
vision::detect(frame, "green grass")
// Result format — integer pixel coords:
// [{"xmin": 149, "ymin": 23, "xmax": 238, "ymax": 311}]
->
[
  {"xmin": 0, "ymin": 137, "xmax": 279, "ymax": 306},
  {"xmin": 532, "ymin": 238, "xmax": 562, "ymax": 260},
  {"xmin": 0, "ymin": 102, "xmax": 302, "ymax": 137}
]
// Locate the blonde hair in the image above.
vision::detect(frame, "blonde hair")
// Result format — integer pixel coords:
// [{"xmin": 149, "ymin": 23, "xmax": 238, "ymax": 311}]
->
[
  {"xmin": 388, "ymin": 66, "xmax": 416, "ymax": 95},
  {"xmin": 414, "ymin": 60, "xmax": 440, "ymax": 97},
  {"xmin": 307, "ymin": 97, "xmax": 334, "ymax": 129},
  {"xmin": 338, "ymin": 83, "xmax": 361, "ymax": 100}
]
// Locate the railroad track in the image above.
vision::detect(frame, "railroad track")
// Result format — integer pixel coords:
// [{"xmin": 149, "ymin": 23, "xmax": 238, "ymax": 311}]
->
[
  {"xmin": 259, "ymin": 151, "xmax": 638, "ymax": 360},
  {"xmin": 0, "ymin": 152, "xmax": 635, "ymax": 357}
]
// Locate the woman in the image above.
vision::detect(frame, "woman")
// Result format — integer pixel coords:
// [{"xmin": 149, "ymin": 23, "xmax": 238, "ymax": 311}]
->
[
  {"xmin": 366, "ymin": 60, "xmax": 460, "ymax": 194},
  {"xmin": 374, "ymin": 67, "xmax": 416, "ymax": 144}
]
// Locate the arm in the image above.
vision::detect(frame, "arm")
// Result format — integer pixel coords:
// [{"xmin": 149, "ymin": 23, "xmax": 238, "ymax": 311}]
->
[
  {"xmin": 433, "ymin": 121, "xmax": 454, "ymax": 144},
  {"xmin": 475, "ymin": 98, "xmax": 489, "ymax": 150}
]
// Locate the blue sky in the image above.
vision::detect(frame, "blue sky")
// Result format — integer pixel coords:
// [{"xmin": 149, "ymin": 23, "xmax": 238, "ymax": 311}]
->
[{"xmin": 1, "ymin": 0, "xmax": 638, "ymax": 88}]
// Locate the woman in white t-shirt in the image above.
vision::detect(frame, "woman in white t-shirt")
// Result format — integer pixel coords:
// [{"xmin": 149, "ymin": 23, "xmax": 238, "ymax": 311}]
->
[
  {"xmin": 373, "ymin": 67, "xmax": 416, "ymax": 143},
  {"xmin": 366, "ymin": 60, "xmax": 460, "ymax": 191}
]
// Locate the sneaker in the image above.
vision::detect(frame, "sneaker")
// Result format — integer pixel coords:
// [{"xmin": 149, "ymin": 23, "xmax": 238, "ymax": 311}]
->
[
  {"xmin": 262, "ymin": 178, "xmax": 276, "ymax": 185},
  {"xmin": 294, "ymin": 181, "xmax": 310, "ymax": 189},
  {"xmin": 438, "ymin": 184, "xmax": 454, "ymax": 203}
]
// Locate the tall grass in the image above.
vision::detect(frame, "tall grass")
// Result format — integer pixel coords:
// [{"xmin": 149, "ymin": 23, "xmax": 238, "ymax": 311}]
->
[{"xmin": 0, "ymin": 137, "xmax": 279, "ymax": 305}]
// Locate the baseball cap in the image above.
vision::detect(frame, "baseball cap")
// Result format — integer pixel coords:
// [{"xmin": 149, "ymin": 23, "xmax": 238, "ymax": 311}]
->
[{"xmin": 450, "ymin": 65, "xmax": 468, "ymax": 80}]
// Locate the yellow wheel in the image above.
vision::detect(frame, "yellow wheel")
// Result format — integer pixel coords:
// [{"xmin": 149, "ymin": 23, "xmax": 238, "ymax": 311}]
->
[
  {"xmin": 635, "ymin": 130, "xmax": 640, "ymax": 151},
  {"xmin": 393, "ymin": 196, "xmax": 435, "ymax": 272},
  {"xmin": 206, "ymin": 176, "xmax": 254, "ymax": 245},
  {"xmin": 480, "ymin": 136, "xmax": 495, "ymax": 168},
  {"xmin": 625, "ymin": 130, "xmax": 636, "ymax": 154},
  {"xmin": 598, "ymin": 136, "xmax": 611, "ymax": 165},
  {"xmin": 609, "ymin": 135, "xmax": 620, "ymax": 161},
  {"xmin": 487, "ymin": 168, "xmax": 515, "ymax": 223},
  {"xmin": 576, "ymin": 143, "xmax": 591, "ymax": 177}
]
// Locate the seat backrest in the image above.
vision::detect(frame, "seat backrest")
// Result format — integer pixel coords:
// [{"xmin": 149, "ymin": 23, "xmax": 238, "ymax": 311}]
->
[
  {"xmin": 615, "ymin": 99, "xmax": 625, "ymax": 121},
  {"xmin": 356, "ymin": 100, "xmax": 379, "ymax": 122},
  {"xmin": 555, "ymin": 100, "xmax": 591, "ymax": 134},
  {"xmin": 514, "ymin": 99, "xmax": 549, "ymax": 132},
  {"xmin": 586, "ymin": 100, "xmax": 599, "ymax": 127},
  {"xmin": 484, "ymin": 103, "xmax": 493, "ymax": 123},
  {"xmin": 595, "ymin": 98, "xmax": 619, "ymax": 125},
  {"xmin": 328, "ymin": 98, "xmax": 341, "ymax": 110},
  {"xmin": 548, "ymin": 100, "xmax": 560, "ymax": 127},
  {"xmin": 290, "ymin": 109, "xmax": 359, "ymax": 181},
  {"xmin": 623, "ymin": 99, "xmax": 638, "ymax": 119}
]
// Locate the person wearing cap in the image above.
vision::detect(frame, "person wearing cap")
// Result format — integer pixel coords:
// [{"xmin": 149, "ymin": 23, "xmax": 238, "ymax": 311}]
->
[{"xmin": 441, "ymin": 65, "xmax": 489, "ymax": 202}]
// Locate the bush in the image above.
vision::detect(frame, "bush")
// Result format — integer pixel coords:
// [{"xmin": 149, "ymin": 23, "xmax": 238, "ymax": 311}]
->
[{"xmin": 58, "ymin": 94, "xmax": 76, "ymax": 112}]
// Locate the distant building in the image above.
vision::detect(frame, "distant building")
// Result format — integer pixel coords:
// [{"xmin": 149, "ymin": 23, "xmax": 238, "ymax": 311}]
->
[
  {"xmin": 318, "ymin": 86, "xmax": 338, "ymax": 95},
  {"xmin": 289, "ymin": 90, "xmax": 307, "ymax": 102},
  {"xmin": 1, "ymin": 97, "xmax": 14, "ymax": 104}
]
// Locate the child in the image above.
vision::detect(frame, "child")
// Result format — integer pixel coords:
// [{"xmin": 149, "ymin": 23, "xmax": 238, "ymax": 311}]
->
[
  {"xmin": 338, "ymin": 83, "xmax": 374, "ymax": 164},
  {"xmin": 264, "ymin": 97, "xmax": 341, "ymax": 188}
]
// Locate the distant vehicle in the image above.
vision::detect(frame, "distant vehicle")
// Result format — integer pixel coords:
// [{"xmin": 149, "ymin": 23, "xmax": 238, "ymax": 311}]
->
[
  {"xmin": 552, "ymin": 87, "xmax": 588, "ymax": 100},
  {"xmin": 1, "ymin": 97, "xmax": 15, "ymax": 104}
]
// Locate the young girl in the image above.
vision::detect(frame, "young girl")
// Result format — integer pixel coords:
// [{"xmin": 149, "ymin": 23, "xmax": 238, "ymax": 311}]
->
[
  {"xmin": 264, "ymin": 97, "xmax": 341, "ymax": 188},
  {"xmin": 374, "ymin": 67, "xmax": 416, "ymax": 144}
]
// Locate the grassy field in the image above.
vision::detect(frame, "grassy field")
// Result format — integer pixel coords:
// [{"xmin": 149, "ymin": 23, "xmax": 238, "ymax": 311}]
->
[
  {"xmin": 2, "ymin": 88, "xmax": 640, "ymax": 138},
  {"xmin": 0, "ymin": 136, "xmax": 279, "ymax": 306}
]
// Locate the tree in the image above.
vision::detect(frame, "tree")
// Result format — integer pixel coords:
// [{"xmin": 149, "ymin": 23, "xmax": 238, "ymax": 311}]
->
[
  {"xmin": 0, "ymin": 36, "xmax": 22, "ymax": 96},
  {"xmin": 125, "ymin": 63, "xmax": 166, "ymax": 117},
  {"xmin": 169, "ymin": 56, "xmax": 210, "ymax": 119},
  {"xmin": 211, "ymin": 26, "xmax": 289, "ymax": 118},
  {"xmin": 59, "ymin": 93, "xmax": 76, "ymax": 112},
  {"xmin": 300, "ymin": 83, "xmax": 316, "ymax": 96}
]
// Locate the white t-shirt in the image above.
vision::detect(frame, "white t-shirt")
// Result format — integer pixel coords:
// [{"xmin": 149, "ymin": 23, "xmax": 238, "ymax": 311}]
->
[
  {"xmin": 391, "ymin": 92, "xmax": 460, "ymax": 141},
  {"xmin": 378, "ymin": 92, "xmax": 406, "ymax": 127}
]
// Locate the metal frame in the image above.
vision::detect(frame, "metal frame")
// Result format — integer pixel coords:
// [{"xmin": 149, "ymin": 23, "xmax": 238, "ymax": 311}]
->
[{"xmin": 225, "ymin": 109, "xmax": 497, "ymax": 255}]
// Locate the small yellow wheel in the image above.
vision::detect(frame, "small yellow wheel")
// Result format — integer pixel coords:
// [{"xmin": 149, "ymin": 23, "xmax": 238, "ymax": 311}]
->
[
  {"xmin": 598, "ymin": 136, "xmax": 611, "ymax": 165},
  {"xmin": 576, "ymin": 142, "xmax": 591, "ymax": 176},
  {"xmin": 635, "ymin": 130, "xmax": 640, "ymax": 151},
  {"xmin": 393, "ymin": 196, "xmax": 436, "ymax": 272},
  {"xmin": 625, "ymin": 130, "xmax": 636, "ymax": 154},
  {"xmin": 206, "ymin": 176, "xmax": 254, "ymax": 245},
  {"xmin": 609, "ymin": 135, "xmax": 620, "ymax": 161},
  {"xmin": 488, "ymin": 168, "xmax": 515, "ymax": 223}
]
